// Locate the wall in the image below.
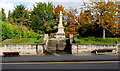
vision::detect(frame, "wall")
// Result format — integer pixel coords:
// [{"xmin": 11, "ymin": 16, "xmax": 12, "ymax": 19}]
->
[
  {"xmin": 72, "ymin": 44, "xmax": 118, "ymax": 54},
  {"xmin": 0, "ymin": 44, "xmax": 45, "ymax": 55},
  {"xmin": 47, "ymin": 39, "xmax": 66, "ymax": 51},
  {"xmin": 0, "ymin": 42, "xmax": 119, "ymax": 55},
  {"xmin": 0, "ymin": 47, "xmax": 2, "ymax": 55}
]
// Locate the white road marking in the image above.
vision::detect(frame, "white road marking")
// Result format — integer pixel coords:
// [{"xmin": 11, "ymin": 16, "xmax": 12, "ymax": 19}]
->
[{"xmin": 1, "ymin": 61, "xmax": 120, "ymax": 64}]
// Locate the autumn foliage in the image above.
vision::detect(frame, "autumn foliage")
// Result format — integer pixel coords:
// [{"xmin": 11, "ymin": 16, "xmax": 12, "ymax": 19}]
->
[
  {"xmin": 1, "ymin": 1, "xmax": 119, "ymax": 41},
  {"xmin": 60, "ymin": 1, "xmax": 119, "ymax": 38}
]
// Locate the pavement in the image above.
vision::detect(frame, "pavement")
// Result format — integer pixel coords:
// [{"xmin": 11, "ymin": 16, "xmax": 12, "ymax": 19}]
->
[{"xmin": 1, "ymin": 54, "xmax": 119, "ymax": 63}]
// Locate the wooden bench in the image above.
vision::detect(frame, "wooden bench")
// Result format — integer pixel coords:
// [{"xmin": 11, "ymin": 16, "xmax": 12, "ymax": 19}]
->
[
  {"xmin": 3, "ymin": 52, "xmax": 19, "ymax": 56},
  {"xmin": 94, "ymin": 48, "xmax": 117, "ymax": 54}
]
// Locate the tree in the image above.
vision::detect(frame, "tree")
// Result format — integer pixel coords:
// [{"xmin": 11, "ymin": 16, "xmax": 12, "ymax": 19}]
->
[
  {"xmin": 82, "ymin": 1, "xmax": 119, "ymax": 39},
  {"xmin": 0, "ymin": 8, "xmax": 6, "ymax": 21},
  {"xmin": 8, "ymin": 10, "xmax": 14, "ymax": 23},
  {"xmin": 11, "ymin": 5, "xmax": 30, "ymax": 39},
  {"xmin": 77, "ymin": 9, "xmax": 95, "ymax": 36},
  {"xmin": 65, "ymin": 8, "xmax": 81, "ymax": 36},
  {"xmin": 12, "ymin": 5, "xmax": 29, "ymax": 24},
  {"xmin": 30, "ymin": 2, "xmax": 55, "ymax": 34},
  {"xmin": 0, "ymin": 20, "xmax": 2, "ymax": 42}
]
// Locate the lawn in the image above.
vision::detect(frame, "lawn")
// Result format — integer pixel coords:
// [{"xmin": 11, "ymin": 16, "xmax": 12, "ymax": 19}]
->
[
  {"xmin": 74, "ymin": 36, "xmax": 120, "ymax": 44},
  {"xmin": 2, "ymin": 37, "xmax": 43, "ymax": 45},
  {"xmin": 1, "ymin": 36, "xmax": 119, "ymax": 46}
]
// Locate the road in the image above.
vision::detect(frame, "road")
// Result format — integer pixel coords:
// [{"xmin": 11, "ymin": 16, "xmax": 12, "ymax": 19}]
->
[
  {"xmin": 1, "ymin": 61, "xmax": 119, "ymax": 69},
  {"xmin": 1, "ymin": 54, "xmax": 119, "ymax": 71},
  {"xmin": 2, "ymin": 54, "xmax": 119, "ymax": 62}
]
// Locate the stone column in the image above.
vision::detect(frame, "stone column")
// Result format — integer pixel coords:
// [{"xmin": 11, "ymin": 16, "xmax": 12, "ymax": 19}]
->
[
  {"xmin": 36, "ymin": 44, "xmax": 44, "ymax": 54},
  {"xmin": 69, "ymin": 34, "xmax": 73, "ymax": 43},
  {"xmin": 43, "ymin": 34, "xmax": 49, "ymax": 50},
  {"xmin": 59, "ymin": 11, "xmax": 63, "ymax": 27}
]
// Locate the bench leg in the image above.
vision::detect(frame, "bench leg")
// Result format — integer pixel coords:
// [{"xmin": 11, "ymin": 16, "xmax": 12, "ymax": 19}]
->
[
  {"xmin": 112, "ymin": 50, "xmax": 118, "ymax": 54},
  {"xmin": 95, "ymin": 51, "xmax": 97, "ymax": 54}
]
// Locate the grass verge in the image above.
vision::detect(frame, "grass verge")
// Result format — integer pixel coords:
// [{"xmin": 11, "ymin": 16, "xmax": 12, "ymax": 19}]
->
[
  {"xmin": 2, "ymin": 37, "xmax": 43, "ymax": 44},
  {"xmin": 74, "ymin": 36, "xmax": 120, "ymax": 44}
]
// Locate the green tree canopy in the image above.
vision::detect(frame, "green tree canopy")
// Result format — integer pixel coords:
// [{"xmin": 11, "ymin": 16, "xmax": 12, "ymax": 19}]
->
[
  {"xmin": 10, "ymin": 5, "xmax": 30, "ymax": 39},
  {"xmin": 0, "ymin": 8, "xmax": 6, "ymax": 21},
  {"xmin": 29, "ymin": 2, "xmax": 55, "ymax": 34},
  {"xmin": 12, "ymin": 4, "xmax": 29, "ymax": 25}
]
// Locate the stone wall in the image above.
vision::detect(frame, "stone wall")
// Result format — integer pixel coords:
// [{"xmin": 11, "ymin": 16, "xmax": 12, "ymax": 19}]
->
[
  {"xmin": 72, "ymin": 44, "xmax": 118, "ymax": 54},
  {"xmin": 0, "ymin": 47, "xmax": 2, "ymax": 55},
  {"xmin": 0, "ymin": 44, "xmax": 45, "ymax": 55},
  {"xmin": 47, "ymin": 39, "xmax": 66, "ymax": 51},
  {"xmin": 0, "ymin": 43, "xmax": 119, "ymax": 55}
]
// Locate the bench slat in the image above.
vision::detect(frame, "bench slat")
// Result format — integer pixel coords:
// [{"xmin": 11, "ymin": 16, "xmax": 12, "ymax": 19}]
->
[
  {"xmin": 95, "ymin": 48, "xmax": 116, "ymax": 50},
  {"xmin": 3, "ymin": 52, "xmax": 19, "ymax": 53}
]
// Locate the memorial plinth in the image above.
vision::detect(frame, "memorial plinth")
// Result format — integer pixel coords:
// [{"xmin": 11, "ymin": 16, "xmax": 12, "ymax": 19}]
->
[
  {"xmin": 47, "ymin": 38, "xmax": 67, "ymax": 51},
  {"xmin": 46, "ymin": 11, "xmax": 67, "ymax": 53}
]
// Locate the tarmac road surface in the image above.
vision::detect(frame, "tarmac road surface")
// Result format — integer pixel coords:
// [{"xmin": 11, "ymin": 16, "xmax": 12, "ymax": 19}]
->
[
  {"xmin": 1, "ymin": 61, "xmax": 119, "ymax": 69},
  {"xmin": 1, "ymin": 54, "xmax": 119, "ymax": 71},
  {"xmin": 1, "ymin": 54, "xmax": 119, "ymax": 62}
]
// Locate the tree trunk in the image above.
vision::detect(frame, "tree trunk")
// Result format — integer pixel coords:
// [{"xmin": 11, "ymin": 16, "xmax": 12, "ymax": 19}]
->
[
  {"xmin": 103, "ymin": 28, "xmax": 105, "ymax": 39},
  {"xmin": 19, "ymin": 23, "xmax": 22, "ymax": 40},
  {"xmin": 19, "ymin": 27, "xmax": 21, "ymax": 40}
]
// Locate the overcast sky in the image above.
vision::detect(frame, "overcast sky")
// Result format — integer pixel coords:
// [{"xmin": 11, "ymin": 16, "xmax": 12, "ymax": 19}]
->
[
  {"xmin": 0, "ymin": 0, "xmax": 119, "ymax": 17},
  {"xmin": 0, "ymin": 0, "xmax": 91, "ymax": 17}
]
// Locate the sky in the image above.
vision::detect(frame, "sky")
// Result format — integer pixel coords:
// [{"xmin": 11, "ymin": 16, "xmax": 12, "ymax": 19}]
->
[
  {"xmin": 0, "ymin": 0, "xmax": 90, "ymax": 17},
  {"xmin": 0, "ymin": 0, "xmax": 119, "ymax": 17}
]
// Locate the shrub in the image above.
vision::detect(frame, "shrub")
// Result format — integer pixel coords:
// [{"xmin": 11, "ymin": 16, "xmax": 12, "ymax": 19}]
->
[{"xmin": 1, "ymin": 20, "xmax": 39, "ymax": 40}]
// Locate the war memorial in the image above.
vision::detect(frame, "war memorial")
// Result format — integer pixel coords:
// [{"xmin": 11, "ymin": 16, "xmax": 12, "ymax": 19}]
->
[{"xmin": 0, "ymin": 11, "xmax": 119, "ymax": 56}]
